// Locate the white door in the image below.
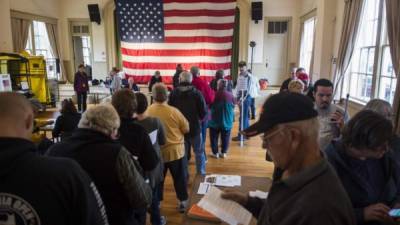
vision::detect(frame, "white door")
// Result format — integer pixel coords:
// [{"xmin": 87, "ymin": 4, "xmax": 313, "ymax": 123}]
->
[{"xmin": 263, "ymin": 20, "xmax": 288, "ymax": 85}]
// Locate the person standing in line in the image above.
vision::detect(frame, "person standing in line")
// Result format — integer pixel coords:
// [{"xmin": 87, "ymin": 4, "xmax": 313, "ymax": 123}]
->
[
  {"xmin": 135, "ymin": 92, "xmax": 167, "ymax": 225},
  {"xmin": 173, "ymin": 64, "xmax": 183, "ymax": 89},
  {"xmin": 74, "ymin": 64, "xmax": 89, "ymax": 112},
  {"xmin": 209, "ymin": 79, "xmax": 235, "ymax": 158},
  {"xmin": 0, "ymin": 92, "xmax": 109, "ymax": 225},
  {"xmin": 147, "ymin": 83, "xmax": 190, "ymax": 213}
]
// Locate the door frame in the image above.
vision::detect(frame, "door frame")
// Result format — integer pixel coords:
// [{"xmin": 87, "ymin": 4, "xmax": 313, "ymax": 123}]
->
[
  {"xmin": 264, "ymin": 16, "xmax": 292, "ymax": 82},
  {"xmin": 68, "ymin": 19, "xmax": 93, "ymax": 77}
]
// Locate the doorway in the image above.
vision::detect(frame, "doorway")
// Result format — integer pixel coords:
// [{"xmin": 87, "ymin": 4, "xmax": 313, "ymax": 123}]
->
[
  {"xmin": 263, "ymin": 19, "xmax": 290, "ymax": 85},
  {"xmin": 70, "ymin": 21, "xmax": 93, "ymax": 79}
]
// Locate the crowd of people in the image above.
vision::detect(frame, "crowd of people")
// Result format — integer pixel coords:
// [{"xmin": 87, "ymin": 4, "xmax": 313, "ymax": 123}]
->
[{"xmin": 1, "ymin": 60, "xmax": 400, "ymax": 225}]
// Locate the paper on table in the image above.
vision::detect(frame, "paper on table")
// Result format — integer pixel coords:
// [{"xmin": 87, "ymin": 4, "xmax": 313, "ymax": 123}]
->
[
  {"xmin": 197, "ymin": 186, "xmax": 252, "ymax": 225},
  {"xmin": 149, "ymin": 130, "xmax": 158, "ymax": 145},
  {"xmin": 249, "ymin": 190, "xmax": 268, "ymax": 199},
  {"xmin": 197, "ymin": 182, "xmax": 211, "ymax": 195},
  {"xmin": 215, "ymin": 175, "xmax": 241, "ymax": 187}
]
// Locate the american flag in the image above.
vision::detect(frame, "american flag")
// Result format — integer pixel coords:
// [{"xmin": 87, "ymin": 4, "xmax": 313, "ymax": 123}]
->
[{"xmin": 116, "ymin": 0, "xmax": 236, "ymax": 84}]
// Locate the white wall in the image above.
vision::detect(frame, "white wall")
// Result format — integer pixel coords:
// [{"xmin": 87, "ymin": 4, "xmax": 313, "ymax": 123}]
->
[
  {"xmin": 0, "ymin": 0, "xmax": 13, "ymax": 52},
  {"xmin": 248, "ymin": 0, "xmax": 301, "ymax": 85},
  {"xmin": 247, "ymin": 0, "xmax": 345, "ymax": 85},
  {"xmin": 10, "ymin": 0, "xmax": 61, "ymax": 19},
  {"xmin": 60, "ymin": 0, "xmax": 109, "ymax": 80}
]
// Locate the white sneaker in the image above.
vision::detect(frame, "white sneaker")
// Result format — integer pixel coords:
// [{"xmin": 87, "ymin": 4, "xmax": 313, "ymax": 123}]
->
[
  {"xmin": 221, "ymin": 153, "xmax": 227, "ymax": 158},
  {"xmin": 178, "ymin": 200, "xmax": 188, "ymax": 213},
  {"xmin": 210, "ymin": 153, "xmax": 219, "ymax": 158}
]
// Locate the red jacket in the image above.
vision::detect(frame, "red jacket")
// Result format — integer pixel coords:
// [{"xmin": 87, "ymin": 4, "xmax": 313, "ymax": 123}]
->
[{"xmin": 192, "ymin": 76, "xmax": 215, "ymax": 106}]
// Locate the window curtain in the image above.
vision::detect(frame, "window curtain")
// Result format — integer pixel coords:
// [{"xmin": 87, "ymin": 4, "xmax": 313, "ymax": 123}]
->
[
  {"xmin": 333, "ymin": 0, "xmax": 364, "ymax": 96},
  {"xmin": 231, "ymin": 7, "xmax": 240, "ymax": 82},
  {"xmin": 11, "ymin": 18, "xmax": 31, "ymax": 53},
  {"xmin": 104, "ymin": 1, "xmax": 118, "ymax": 72},
  {"xmin": 385, "ymin": 0, "xmax": 400, "ymax": 133},
  {"xmin": 45, "ymin": 23, "xmax": 67, "ymax": 81}
]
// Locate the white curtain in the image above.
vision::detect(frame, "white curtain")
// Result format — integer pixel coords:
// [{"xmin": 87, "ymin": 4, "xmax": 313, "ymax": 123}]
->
[
  {"xmin": 45, "ymin": 23, "xmax": 67, "ymax": 81},
  {"xmin": 333, "ymin": 0, "xmax": 365, "ymax": 96},
  {"xmin": 11, "ymin": 18, "xmax": 31, "ymax": 53},
  {"xmin": 385, "ymin": 0, "xmax": 400, "ymax": 133}
]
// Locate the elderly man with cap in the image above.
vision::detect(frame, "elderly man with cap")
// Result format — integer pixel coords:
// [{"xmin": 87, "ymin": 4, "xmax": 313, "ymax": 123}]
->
[{"xmin": 222, "ymin": 92, "xmax": 356, "ymax": 225}]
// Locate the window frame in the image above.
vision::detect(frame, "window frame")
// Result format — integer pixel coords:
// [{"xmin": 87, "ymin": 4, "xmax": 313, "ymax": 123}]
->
[
  {"xmin": 341, "ymin": 0, "xmax": 395, "ymax": 104},
  {"xmin": 298, "ymin": 9, "xmax": 317, "ymax": 75}
]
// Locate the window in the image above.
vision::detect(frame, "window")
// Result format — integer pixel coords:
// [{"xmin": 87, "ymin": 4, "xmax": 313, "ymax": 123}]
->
[
  {"xmin": 25, "ymin": 21, "xmax": 57, "ymax": 79},
  {"xmin": 82, "ymin": 36, "xmax": 92, "ymax": 66},
  {"xmin": 299, "ymin": 16, "xmax": 316, "ymax": 74},
  {"xmin": 268, "ymin": 21, "xmax": 288, "ymax": 34},
  {"xmin": 343, "ymin": 0, "xmax": 396, "ymax": 104}
]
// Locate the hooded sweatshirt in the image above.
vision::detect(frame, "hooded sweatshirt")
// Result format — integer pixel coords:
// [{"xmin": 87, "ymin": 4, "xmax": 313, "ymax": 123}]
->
[{"xmin": 0, "ymin": 137, "xmax": 108, "ymax": 225}]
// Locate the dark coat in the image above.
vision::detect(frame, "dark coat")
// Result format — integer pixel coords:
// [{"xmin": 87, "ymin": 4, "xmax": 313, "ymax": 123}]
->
[
  {"xmin": 168, "ymin": 83, "xmax": 207, "ymax": 138},
  {"xmin": 118, "ymin": 118, "xmax": 159, "ymax": 172},
  {"xmin": 74, "ymin": 71, "xmax": 89, "ymax": 93},
  {"xmin": 0, "ymin": 138, "xmax": 108, "ymax": 225},
  {"xmin": 326, "ymin": 140, "xmax": 400, "ymax": 225},
  {"xmin": 48, "ymin": 129, "xmax": 147, "ymax": 225},
  {"xmin": 52, "ymin": 112, "xmax": 81, "ymax": 140},
  {"xmin": 149, "ymin": 76, "xmax": 162, "ymax": 92}
]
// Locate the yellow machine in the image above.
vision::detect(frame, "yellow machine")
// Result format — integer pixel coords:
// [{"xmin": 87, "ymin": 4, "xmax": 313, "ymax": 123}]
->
[{"xmin": 0, "ymin": 52, "xmax": 53, "ymax": 105}]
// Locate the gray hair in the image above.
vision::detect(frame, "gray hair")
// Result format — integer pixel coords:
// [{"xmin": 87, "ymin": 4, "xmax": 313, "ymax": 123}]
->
[
  {"xmin": 179, "ymin": 71, "xmax": 193, "ymax": 83},
  {"xmin": 190, "ymin": 66, "xmax": 200, "ymax": 77},
  {"xmin": 78, "ymin": 104, "xmax": 120, "ymax": 136},
  {"xmin": 364, "ymin": 99, "xmax": 393, "ymax": 120},
  {"xmin": 152, "ymin": 83, "xmax": 168, "ymax": 103}
]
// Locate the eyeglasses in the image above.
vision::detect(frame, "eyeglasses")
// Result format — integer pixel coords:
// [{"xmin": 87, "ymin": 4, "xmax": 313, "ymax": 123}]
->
[{"xmin": 260, "ymin": 127, "xmax": 284, "ymax": 145}]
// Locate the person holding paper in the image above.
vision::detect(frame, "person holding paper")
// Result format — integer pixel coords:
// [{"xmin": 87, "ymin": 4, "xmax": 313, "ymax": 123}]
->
[{"xmin": 222, "ymin": 92, "xmax": 356, "ymax": 225}]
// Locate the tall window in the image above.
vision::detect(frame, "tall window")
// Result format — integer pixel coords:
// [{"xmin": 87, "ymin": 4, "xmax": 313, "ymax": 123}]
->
[
  {"xmin": 299, "ymin": 16, "xmax": 316, "ymax": 73},
  {"xmin": 25, "ymin": 21, "xmax": 57, "ymax": 79},
  {"xmin": 82, "ymin": 36, "xmax": 92, "ymax": 66},
  {"xmin": 343, "ymin": 0, "xmax": 395, "ymax": 104}
]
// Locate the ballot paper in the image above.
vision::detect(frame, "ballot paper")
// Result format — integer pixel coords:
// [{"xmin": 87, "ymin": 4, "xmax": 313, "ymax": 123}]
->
[
  {"xmin": 249, "ymin": 190, "xmax": 269, "ymax": 199},
  {"xmin": 149, "ymin": 130, "xmax": 158, "ymax": 145},
  {"xmin": 197, "ymin": 182, "xmax": 212, "ymax": 195},
  {"xmin": 198, "ymin": 186, "xmax": 252, "ymax": 225}
]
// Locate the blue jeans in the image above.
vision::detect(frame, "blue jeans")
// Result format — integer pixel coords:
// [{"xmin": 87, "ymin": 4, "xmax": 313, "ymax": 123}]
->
[
  {"xmin": 184, "ymin": 133, "xmax": 206, "ymax": 175},
  {"xmin": 238, "ymin": 95, "xmax": 251, "ymax": 138},
  {"xmin": 200, "ymin": 116, "xmax": 208, "ymax": 160},
  {"xmin": 209, "ymin": 127, "xmax": 231, "ymax": 154},
  {"xmin": 150, "ymin": 184, "xmax": 163, "ymax": 225}
]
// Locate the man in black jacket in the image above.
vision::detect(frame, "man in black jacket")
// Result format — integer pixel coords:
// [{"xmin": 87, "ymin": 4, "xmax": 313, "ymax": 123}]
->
[
  {"xmin": 0, "ymin": 92, "xmax": 109, "ymax": 225},
  {"xmin": 169, "ymin": 71, "xmax": 207, "ymax": 175},
  {"xmin": 48, "ymin": 104, "xmax": 152, "ymax": 225}
]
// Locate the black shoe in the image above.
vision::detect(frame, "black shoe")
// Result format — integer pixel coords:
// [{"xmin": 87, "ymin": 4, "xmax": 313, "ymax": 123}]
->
[{"xmin": 231, "ymin": 136, "xmax": 247, "ymax": 141}]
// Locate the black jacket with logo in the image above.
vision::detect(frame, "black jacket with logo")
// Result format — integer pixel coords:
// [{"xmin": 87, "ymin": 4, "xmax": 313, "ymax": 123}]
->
[{"xmin": 0, "ymin": 137, "xmax": 108, "ymax": 225}]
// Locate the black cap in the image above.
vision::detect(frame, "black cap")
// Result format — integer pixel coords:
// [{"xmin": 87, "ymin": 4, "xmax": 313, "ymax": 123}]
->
[{"xmin": 242, "ymin": 92, "xmax": 318, "ymax": 137}]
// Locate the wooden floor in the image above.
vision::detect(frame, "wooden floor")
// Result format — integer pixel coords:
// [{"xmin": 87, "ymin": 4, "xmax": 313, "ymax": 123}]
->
[{"xmin": 38, "ymin": 107, "xmax": 275, "ymax": 225}]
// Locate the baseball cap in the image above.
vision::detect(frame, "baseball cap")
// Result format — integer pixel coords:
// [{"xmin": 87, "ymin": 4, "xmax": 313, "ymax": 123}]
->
[
  {"xmin": 296, "ymin": 72, "xmax": 309, "ymax": 82},
  {"xmin": 242, "ymin": 92, "xmax": 318, "ymax": 137}
]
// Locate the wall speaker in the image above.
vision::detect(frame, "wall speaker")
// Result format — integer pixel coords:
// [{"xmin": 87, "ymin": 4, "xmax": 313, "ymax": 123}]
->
[
  {"xmin": 251, "ymin": 2, "xmax": 263, "ymax": 23},
  {"xmin": 88, "ymin": 4, "xmax": 101, "ymax": 25}
]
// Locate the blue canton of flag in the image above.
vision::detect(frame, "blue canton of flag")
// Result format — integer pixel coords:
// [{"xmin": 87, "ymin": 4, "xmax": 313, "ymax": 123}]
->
[{"xmin": 116, "ymin": 0, "xmax": 165, "ymax": 43}]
